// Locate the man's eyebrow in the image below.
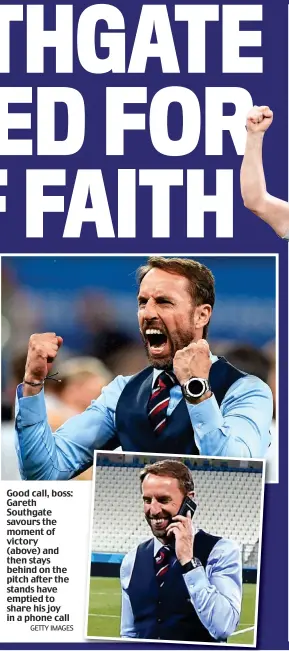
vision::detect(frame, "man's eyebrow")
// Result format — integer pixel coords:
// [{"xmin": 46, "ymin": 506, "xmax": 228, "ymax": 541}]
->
[
  {"xmin": 138, "ymin": 291, "xmax": 173, "ymax": 299},
  {"xmin": 142, "ymin": 494, "xmax": 172, "ymax": 499},
  {"xmin": 156, "ymin": 495, "xmax": 172, "ymax": 500}
]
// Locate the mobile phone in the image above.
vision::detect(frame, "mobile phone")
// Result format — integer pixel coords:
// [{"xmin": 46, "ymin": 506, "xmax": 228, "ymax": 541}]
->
[{"xmin": 177, "ymin": 496, "xmax": 197, "ymax": 518}]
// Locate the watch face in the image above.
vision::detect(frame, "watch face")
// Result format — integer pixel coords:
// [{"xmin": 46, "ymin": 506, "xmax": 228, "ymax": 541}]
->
[
  {"xmin": 188, "ymin": 379, "xmax": 205, "ymax": 396},
  {"xmin": 191, "ymin": 558, "xmax": 201, "ymax": 569}
]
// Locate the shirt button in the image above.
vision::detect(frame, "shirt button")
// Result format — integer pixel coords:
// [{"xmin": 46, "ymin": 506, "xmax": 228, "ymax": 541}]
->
[{"xmin": 157, "ymin": 618, "xmax": 162, "ymax": 623}]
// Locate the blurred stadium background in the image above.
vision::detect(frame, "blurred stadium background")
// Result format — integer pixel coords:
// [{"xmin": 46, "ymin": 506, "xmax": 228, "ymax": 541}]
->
[
  {"xmin": 1, "ymin": 255, "xmax": 276, "ymax": 480},
  {"xmin": 87, "ymin": 453, "xmax": 264, "ymax": 645}
]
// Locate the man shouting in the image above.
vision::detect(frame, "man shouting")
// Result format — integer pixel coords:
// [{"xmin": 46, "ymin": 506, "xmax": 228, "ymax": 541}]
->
[{"xmin": 15, "ymin": 256, "xmax": 272, "ymax": 479}]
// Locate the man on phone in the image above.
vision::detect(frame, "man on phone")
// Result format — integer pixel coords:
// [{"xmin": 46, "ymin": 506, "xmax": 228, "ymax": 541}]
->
[
  {"xmin": 241, "ymin": 105, "xmax": 289, "ymax": 239},
  {"xmin": 120, "ymin": 459, "xmax": 242, "ymax": 642},
  {"xmin": 15, "ymin": 256, "xmax": 272, "ymax": 480}
]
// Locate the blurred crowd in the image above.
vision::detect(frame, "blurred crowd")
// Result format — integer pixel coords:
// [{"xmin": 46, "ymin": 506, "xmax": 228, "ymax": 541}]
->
[{"xmin": 1, "ymin": 259, "xmax": 277, "ymax": 481}]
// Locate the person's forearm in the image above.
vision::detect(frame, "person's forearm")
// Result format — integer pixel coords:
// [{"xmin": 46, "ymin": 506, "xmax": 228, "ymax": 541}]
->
[
  {"xmin": 195, "ymin": 424, "xmax": 253, "ymax": 458},
  {"xmin": 15, "ymin": 384, "xmax": 117, "ymax": 480},
  {"xmin": 22, "ymin": 377, "xmax": 44, "ymax": 397},
  {"xmin": 241, "ymin": 132, "xmax": 289, "ymax": 237},
  {"xmin": 188, "ymin": 378, "xmax": 272, "ymax": 458},
  {"xmin": 16, "ymin": 392, "xmax": 92, "ymax": 480},
  {"xmin": 16, "ymin": 420, "xmax": 79, "ymax": 480},
  {"xmin": 241, "ymin": 131, "xmax": 267, "ymax": 212},
  {"xmin": 188, "ymin": 396, "xmax": 266, "ymax": 458},
  {"xmin": 184, "ymin": 567, "xmax": 239, "ymax": 639}
]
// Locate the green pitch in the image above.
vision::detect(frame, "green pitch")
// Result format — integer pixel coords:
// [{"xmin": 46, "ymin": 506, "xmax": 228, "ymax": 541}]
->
[{"xmin": 87, "ymin": 577, "xmax": 256, "ymax": 645}]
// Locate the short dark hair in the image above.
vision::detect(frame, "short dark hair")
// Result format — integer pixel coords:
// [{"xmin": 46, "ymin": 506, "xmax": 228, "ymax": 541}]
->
[
  {"xmin": 137, "ymin": 256, "xmax": 215, "ymax": 338},
  {"xmin": 140, "ymin": 459, "xmax": 194, "ymax": 496}
]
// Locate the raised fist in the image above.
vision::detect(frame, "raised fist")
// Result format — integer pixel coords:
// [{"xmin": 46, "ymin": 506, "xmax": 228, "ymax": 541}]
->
[
  {"xmin": 23, "ymin": 333, "xmax": 63, "ymax": 393},
  {"xmin": 246, "ymin": 105, "xmax": 273, "ymax": 133},
  {"xmin": 173, "ymin": 339, "xmax": 212, "ymax": 386}
]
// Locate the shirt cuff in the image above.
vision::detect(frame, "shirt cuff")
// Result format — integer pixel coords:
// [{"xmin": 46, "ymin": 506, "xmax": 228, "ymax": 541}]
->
[
  {"xmin": 183, "ymin": 565, "xmax": 209, "ymax": 593},
  {"xmin": 16, "ymin": 383, "xmax": 47, "ymax": 427},
  {"xmin": 187, "ymin": 393, "xmax": 223, "ymax": 437}
]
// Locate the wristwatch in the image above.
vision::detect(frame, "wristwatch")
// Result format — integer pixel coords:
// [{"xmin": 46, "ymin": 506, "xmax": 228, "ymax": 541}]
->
[
  {"xmin": 181, "ymin": 377, "xmax": 210, "ymax": 402},
  {"xmin": 181, "ymin": 558, "xmax": 202, "ymax": 573}
]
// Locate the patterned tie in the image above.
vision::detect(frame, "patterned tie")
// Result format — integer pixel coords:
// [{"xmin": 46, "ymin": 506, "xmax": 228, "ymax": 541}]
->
[
  {"xmin": 148, "ymin": 371, "xmax": 176, "ymax": 434},
  {"xmin": 155, "ymin": 545, "xmax": 173, "ymax": 587}
]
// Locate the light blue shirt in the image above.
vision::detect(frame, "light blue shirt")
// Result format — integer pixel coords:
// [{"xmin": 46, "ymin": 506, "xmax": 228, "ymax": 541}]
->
[
  {"xmin": 15, "ymin": 355, "xmax": 272, "ymax": 480},
  {"xmin": 120, "ymin": 534, "xmax": 242, "ymax": 640}
]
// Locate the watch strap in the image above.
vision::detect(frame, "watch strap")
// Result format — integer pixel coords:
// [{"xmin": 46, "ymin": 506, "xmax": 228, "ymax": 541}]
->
[{"xmin": 181, "ymin": 557, "xmax": 202, "ymax": 573}]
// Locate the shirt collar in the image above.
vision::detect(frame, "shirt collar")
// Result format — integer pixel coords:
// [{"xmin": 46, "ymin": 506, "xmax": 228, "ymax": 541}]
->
[{"xmin": 152, "ymin": 351, "xmax": 218, "ymax": 386}]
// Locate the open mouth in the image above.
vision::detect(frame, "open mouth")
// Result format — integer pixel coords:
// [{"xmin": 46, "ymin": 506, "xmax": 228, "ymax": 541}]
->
[{"xmin": 145, "ymin": 328, "xmax": 168, "ymax": 353}]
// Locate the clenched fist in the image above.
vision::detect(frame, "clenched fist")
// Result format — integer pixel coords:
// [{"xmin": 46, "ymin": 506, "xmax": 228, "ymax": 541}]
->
[
  {"xmin": 23, "ymin": 333, "xmax": 63, "ymax": 396},
  {"xmin": 246, "ymin": 105, "xmax": 273, "ymax": 134},
  {"xmin": 173, "ymin": 339, "xmax": 212, "ymax": 387}
]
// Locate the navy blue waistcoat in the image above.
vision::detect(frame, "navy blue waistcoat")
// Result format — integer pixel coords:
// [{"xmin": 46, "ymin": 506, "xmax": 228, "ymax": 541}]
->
[
  {"xmin": 126, "ymin": 529, "xmax": 224, "ymax": 642},
  {"xmin": 114, "ymin": 357, "xmax": 245, "ymax": 453}
]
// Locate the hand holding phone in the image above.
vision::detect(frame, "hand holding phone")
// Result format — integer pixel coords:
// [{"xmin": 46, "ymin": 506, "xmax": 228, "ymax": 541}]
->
[
  {"xmin": 177, "ymin": 496, "xmax": 197, "ymax": 519},
  {"xmin": 166, "ymin": 496, "xmax": 196, "ymax": 564}
]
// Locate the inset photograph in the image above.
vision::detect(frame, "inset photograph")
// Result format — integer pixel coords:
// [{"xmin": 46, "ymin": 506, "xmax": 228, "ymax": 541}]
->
[{"xmin": 86, "ymin": 452, "xmax": 265, "ymax": 646}]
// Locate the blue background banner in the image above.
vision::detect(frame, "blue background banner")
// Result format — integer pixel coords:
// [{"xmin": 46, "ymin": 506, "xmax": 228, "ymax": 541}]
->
[{"xmin": 0, "ymin": 0, "xmax": 287, "ymax": 255}]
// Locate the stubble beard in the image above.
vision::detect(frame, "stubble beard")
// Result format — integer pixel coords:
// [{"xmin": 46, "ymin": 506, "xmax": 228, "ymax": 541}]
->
[
  {"xmin": 142, "ymin": 329, "xmax": 195, "ymax": 370},
  {"xmin": 146, "ymin": 514, "xmax": 171, "ymax": 542}
]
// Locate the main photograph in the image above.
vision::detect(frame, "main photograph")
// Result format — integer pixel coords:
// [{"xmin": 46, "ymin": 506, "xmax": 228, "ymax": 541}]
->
[{"xmin": 1, "ymin": 255, "xmax": 276, "ymax": 481}]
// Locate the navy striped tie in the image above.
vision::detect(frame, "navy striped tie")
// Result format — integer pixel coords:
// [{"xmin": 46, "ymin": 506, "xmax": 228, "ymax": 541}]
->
[
  {"xmin": 148, "ymin": 371, "xmax": 176, "ymax": 434},
  {"xmin": 155, "ymin": 545, "xmax": 173, "ymax": 587}
]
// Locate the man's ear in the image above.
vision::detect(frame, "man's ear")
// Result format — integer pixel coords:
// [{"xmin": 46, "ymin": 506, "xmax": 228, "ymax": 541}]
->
[{"xmin": 193, "ymin": 304, "xmax": 212, "ymax": 331}]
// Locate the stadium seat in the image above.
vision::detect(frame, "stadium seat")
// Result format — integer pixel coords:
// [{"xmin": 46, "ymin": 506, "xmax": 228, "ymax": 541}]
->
[{"xmin": 91, "ymin": 466, "xmax": 262, "ymax": 565}]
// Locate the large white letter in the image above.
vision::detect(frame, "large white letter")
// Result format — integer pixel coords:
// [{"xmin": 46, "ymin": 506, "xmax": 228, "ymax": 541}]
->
[
  {"xmin": 26, "ymin": 5, "xmax": 73, "ymax": 73},
  {"xmin": 175, "ymin": 5, "xmax": 219, "ymax": 73},
  {"xmin": 78, "ymin": 4, "xmax": 125, "ymax": 73},
  {"xmin": 129, "ymin": 5, "xmax": 179, "ymax": 73},
  {"xmin": 139, "ymin": 169, "xmax": 183, "ymax": 237},
  {"xmin": 26, "ymin": 170, "xmax": 65, "ymax": 237},
  {"xmin": 0, "ymin": 87, "xmax": 32, "ymax": 155},
  {"xmin": 106, "ymin": 87, "xmax": 147, "ymax": 155},
  {"xmin": 187, "ymin": 169, "xmax": 233, "ymax": 237},
  {"xmin": 150, "ymin": 87, "xmax": 201, "ymax": 156},
  {"xmin": 63, "ymin": 170, "xmax": 115, "ymax": 238},
  {"xmin": 206, "ymin": 87, "xmax": 253, "ymax": 155},
  {"xmin": 118, "ymin": 169, "xmax": 136, "ymax": 237},
  {"xmin": 0, "ymin": 170, "xmax": 8, "ymax": 213},
  {"xmin": 223, "ymin": 5, "xmax": 262, "ymax": 73},
  {"xmin": 0, "ymin": 5, "xmax": 23, "ymax": 73},
  {"xmin": 37, "ymin": 87, "xmax": 85, "ymax": 155}
]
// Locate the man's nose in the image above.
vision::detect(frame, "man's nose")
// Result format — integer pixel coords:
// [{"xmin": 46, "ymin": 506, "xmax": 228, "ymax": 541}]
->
[
  {"xmin": 143, "ymin": 298, "xmax": 158, "ymax": 321},
  {"xmin": 150, "ymin": 498, "xmax": 162, "ymax": 515}
]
